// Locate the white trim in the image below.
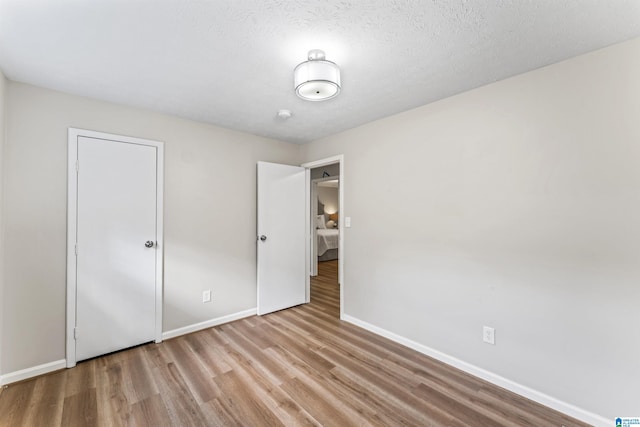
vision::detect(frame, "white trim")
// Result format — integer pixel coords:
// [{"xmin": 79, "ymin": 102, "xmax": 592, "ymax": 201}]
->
[
  {"xmin": 304, "ymin": 168, "xmax": 311, "ymax": 303},
  {"xmin": 0, "ymin": 359, "xmax": 66, "ymax": 386},
  {"xmin": 162, "ymin": 308, "xmax": 257, "ymax": 340},
  {"xmin": 66, "ymin": 131, "xmax": 78, "ymax": 368},
  {"xmin": 310, "ymin": 179, "xmax": 318, "ymax": 277},
  {"xmin": 66, "ymin": 128, "xmax": 164, "ymax": 368},
  {"xmin": 342, "ymin": 315, "xmax": 609, "ymax": 427},
  {"xmin": 155, "ymin": 142, "xmax": 164, "ymax": 344},
  {"xmin": 301, "ymin": 155, "xmax": 345, "ymax": 320}
]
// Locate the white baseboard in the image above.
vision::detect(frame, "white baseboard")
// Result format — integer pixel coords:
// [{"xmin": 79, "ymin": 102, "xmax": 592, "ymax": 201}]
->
[
  {"xmin": 342, "ymin": 314, "xmax": 609, "ymax": 427},
  {"xmin": 162, "ymin": 308, "xmax": 256, "ymax": 340},
  {"xmin": 0, "ymin": 310, "xmax": 256, "ymax": 386},
  {"xmin": 0, "ymin": 359, "xmax": 67, "ymax": 386}
]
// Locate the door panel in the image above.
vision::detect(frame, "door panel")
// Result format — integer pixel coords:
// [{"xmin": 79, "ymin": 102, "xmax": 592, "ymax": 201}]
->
[
  {"xmin": 257, "ymin": 161, "xmax": 306, "ymax": 315},
  {"xmin": 76, "ymin": 136, "xmax": 157, "ymax": 361}
]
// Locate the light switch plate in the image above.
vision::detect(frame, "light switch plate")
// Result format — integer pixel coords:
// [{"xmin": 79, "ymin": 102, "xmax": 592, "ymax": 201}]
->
[
  {"xmin": 345, "ymin": 217, "xmax": 351, "ymax": 227},
  {"xmin": 202, "ymin": 290, "xmax": 211, "ymax": 303}
]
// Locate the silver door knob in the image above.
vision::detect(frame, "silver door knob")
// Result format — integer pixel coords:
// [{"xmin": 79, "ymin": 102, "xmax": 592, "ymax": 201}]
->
[
  {"xmin": 145, "ymin": 241, "xmax": 155, "ymax": 248},
  {"xmin": 259, "ymin": 235, "xmax": 267, "ymax": 242}
]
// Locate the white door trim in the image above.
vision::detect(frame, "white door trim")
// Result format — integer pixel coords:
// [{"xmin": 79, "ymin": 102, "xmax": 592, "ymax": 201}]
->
[
  {"xmin": 301, "ymin": 155, "xmax": 344, "ymax": 319},
  {"xmin": 66, "ymin": 128, "xmax": 164, "ymax": 368}
]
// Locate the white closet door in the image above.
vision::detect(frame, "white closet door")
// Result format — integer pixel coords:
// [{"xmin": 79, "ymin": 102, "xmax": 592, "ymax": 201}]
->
[{"xmin": 75, "ymin": 135, "xmax": 158, "ymax": 361}]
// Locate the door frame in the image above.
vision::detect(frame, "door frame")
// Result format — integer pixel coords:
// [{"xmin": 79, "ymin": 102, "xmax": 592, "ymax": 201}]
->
[
  {"xmin": 301, "ymin": 155, "xmax": 344, "ymax": 319},
  {"xmin": 66, "ymin": 128, "xmax": 164, "ymax": 368}
]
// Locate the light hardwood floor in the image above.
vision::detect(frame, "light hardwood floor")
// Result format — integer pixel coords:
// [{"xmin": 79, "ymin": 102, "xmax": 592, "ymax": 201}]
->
[{"xmin": 0, "ymin": 260, "xmax": 589, "ymax": 426}]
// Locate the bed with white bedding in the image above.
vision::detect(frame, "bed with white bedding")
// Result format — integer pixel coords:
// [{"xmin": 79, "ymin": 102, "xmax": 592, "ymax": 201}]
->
[
  {"xmin": 317, "ymin": 228, "xmax": 339, "ymax": 260},
  {"xmin": 316, "ymin": 203, "xmax": 339, "ymax": 261}
]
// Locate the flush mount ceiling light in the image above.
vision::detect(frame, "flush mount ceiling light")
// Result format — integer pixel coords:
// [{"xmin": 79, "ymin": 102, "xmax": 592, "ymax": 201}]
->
[{"xmin": 294, "ymin": 49, "xmax": 341, "ymax": 101}]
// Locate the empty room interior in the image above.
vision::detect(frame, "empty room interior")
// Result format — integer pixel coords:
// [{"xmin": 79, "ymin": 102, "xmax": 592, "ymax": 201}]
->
[{"xmin": 0, "ymin": 1, "xmax": 639, "ymax": 426}]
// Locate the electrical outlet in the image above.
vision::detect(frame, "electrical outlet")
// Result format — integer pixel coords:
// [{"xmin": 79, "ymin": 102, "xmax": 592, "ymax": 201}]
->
[
  {"xmin": 483, "ymin": 326, "xmax": 495, "ymax": 345},
  {"xmin": 202, "ymin": 290, "xmax": 211, "ymax": 303}
]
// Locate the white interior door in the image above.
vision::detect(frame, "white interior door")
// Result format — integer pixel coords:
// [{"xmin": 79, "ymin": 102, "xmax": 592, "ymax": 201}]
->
[
  {"xmin": 74, "ymin": 135, "xmax": 159, "ymax": 361},
  {"xmin": 257, "ymin": 161, "xmax": 306, "ymax": 315}
]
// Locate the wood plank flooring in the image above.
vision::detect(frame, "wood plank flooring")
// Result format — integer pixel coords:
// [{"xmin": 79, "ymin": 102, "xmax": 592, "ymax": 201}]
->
[{"xmin": 0, "ymin": 260, "xmax": 590, "ymax": 426}]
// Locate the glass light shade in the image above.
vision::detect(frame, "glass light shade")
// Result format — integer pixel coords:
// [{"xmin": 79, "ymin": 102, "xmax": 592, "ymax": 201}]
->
[{"xmin": 294, "ymin": 59, "xmax": 341, "ymax": 101}]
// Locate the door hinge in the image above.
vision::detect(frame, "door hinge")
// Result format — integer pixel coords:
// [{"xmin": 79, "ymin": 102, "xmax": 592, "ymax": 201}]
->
[{"xmin": 74, "ymin": 327, "xmax": 78, "ymax": 340}]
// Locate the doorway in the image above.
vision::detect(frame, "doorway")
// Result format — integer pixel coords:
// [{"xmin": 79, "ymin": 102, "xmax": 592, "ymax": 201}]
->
[
  {"xmin": 310, "ymin": 174, "xmax": 339, "ymax": 276},
  {"xmin": 66, "ymin": 128, "xmax": 164, "ymax": 367},
  {"xmin": 302, "ymin": 155, "xmax": 344, "ymax": 319}
]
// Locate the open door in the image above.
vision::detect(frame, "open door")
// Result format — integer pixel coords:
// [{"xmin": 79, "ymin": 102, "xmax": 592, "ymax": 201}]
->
[{"xmin": 257, "ymin": 161, "xmax": 307, "ymax": 315}]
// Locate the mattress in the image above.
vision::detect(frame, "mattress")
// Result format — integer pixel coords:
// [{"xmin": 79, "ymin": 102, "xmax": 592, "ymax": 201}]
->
[{"xmin": 317, "ymin": 228, "xmax": 339, "ymax": 256}]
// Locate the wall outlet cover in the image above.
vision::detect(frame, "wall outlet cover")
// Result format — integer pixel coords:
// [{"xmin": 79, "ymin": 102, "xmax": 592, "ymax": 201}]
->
[
  {"xmin": 202, "ymin": 290, "xmax": 211, "ymax": 303},
  {"xmin": 483, "ymin": 326, "xmax": 495, "ymax": 345}
]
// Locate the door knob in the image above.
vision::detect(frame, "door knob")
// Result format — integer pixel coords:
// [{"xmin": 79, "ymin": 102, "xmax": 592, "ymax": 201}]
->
[
  {"xmin": 145, "ymin": 241, "xmax": 155, "ymax": 248},
  {"xmin": 259, "ymin": 235, "xmax": 267, "ymax": 242}
]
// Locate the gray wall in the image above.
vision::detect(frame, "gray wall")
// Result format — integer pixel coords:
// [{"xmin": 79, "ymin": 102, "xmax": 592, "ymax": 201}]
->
[
  {"xmin": 301, "ymin": 38, "xmax": 640, "ymax": 418},
  {"xmin": 0, "ymin": 82, "xmax": 300, "ymax": 374},
  {"xmin": 0, "ymin": 69, "xmax": 6, "ymax": 376},
  {"xmin": 317, "ymin": 186, "xmax": 339, "ymax": 215}
]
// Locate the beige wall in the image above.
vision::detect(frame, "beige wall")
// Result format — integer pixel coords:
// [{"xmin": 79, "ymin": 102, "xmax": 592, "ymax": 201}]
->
[
  {"xmin": 301, "ymin": 37, "xmax": 640, "ymax": 418},
  {"xmin": 317, "ymin": 186, "xmax": 339, "ymax": 215},
  {"xmin": 1, "ymin": 82, "xmax": 300, "ymax": 374},
  {"xmin": 0, "ymin": 69, "xmax": 6, "ymax": 375}
]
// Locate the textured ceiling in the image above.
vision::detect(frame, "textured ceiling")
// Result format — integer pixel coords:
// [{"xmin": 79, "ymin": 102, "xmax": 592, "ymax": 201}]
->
[{"xmin": 1, "ymin": 1, "xmax": 640, "ymax": 144}]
